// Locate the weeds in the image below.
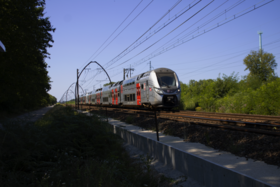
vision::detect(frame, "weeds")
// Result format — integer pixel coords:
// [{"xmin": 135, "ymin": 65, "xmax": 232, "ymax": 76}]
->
[
  {"xmin": 0, "ymin": 105, "xmax": 170, "ymax": 187},
  {"xmin": 125, "ymin": 115, "xmax": 134, "ymax": 124}
]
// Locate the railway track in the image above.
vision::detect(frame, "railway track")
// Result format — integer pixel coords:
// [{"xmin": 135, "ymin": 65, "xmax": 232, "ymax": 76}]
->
[{"xmin": 73, "ymin": 104, "xmax": 280, "ymax": 136}]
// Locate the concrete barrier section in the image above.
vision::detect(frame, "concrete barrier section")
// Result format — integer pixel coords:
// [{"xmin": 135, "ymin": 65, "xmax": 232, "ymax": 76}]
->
[{"xmin": 109, "ymin": 121, "xmax": 273, "ymax": 187}]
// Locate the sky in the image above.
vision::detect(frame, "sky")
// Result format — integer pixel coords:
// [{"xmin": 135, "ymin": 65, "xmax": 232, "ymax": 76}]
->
[{"xmin": 44, "ymin": 0, "xmax": 280, "ymax": 101}]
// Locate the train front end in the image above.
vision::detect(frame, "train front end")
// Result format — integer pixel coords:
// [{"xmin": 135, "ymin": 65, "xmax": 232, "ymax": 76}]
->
[{"xmin": 151, "ymin": 68, "xmax": 181, "ymax": 108}]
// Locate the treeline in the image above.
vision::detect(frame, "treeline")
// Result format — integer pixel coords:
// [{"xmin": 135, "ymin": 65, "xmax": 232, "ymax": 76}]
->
[
  {"xmin": 179, "ymin": 49, "xmax": 279, "ymax": 115},
  {"xmin": 0, "ymin": 0, "xmax": 56, "ymax": 112},
  {"xmin": 180, "ymin": 74, "xmax": 280, "ymax": 115}
]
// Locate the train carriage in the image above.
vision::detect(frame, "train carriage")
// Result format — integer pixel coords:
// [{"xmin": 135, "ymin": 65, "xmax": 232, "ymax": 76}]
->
[
  {"xmin": 78, "ymin": 68, "xmax": 180, "ymax": 109},
  {"xmin": 101, "ymin": 86, "xmax": 111, "ymax": 105},
  {"xmin": 110, "ymin": 81, "xmax": 122, "ymax": 106}
]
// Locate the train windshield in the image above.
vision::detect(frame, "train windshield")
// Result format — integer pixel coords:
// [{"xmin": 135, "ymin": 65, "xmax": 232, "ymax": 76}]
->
[{"xmin": 156, "ymin": 73, "xmax": 177, "ymax": 88}]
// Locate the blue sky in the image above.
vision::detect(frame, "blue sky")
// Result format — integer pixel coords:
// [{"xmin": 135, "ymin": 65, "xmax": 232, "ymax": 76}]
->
[{"xmin": 44, "ymin": 0, "xmax": 280, "ymax": 101}]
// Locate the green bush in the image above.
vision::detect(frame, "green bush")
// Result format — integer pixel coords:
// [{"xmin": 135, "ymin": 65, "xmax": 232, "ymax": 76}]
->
[
  {"xmin": 180, "ymin": 72, "xmax": 280, "ymax": 115},
  {"xmin": 214, "ymin": 78, "xmax": 280, "ymax": 115}
]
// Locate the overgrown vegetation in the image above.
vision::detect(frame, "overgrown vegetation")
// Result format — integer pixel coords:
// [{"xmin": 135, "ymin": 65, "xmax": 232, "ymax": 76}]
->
[
  {"xmin": 0, "ymin": 0, "xmax": 56, "ymax": 114},
  {"xmin": 179, "ymin": 50, "xmax": 279, "ymax": 115},
  {"xmin": 0, "ymin": 105, "xmax": 171, "ymax": 186},
  {"xmin": 180, "ymin": 74, "xmax": 280, "ymax": 115}
]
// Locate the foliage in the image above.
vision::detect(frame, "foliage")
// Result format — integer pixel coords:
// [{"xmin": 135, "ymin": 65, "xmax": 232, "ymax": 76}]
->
[
  {"xmin": 103, "ymin": 82, "xmax": 116, "ymax": 86},
  {"xmin": 0, "ymin": 105, "xmax": 171, "ymax": 186},
  {"xmin": 180, "ymin": 69, "xmax": 280, "ymax": 115},
  {"xmin": 243, "ymin": 50, "xmax": 277, "ymax": 82},
  {"xmin": 181, "ymin": 73, "xmax": 239, "ymax": 112},
  {"xmin": 48, "ymin": 94, "xmax": 57, "ymax": 105},
  {"xmin": 0, "ymin": 0, "xmax": 55, "ymax": 112},
  {"xmin": 125, "ymin": 115, "xmax": 135, "ymax": 124}
]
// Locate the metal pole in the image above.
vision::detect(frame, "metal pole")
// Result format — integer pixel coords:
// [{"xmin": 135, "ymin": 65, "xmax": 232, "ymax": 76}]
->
[
  {"xmin": 123, "ymin": 68, "xmax": 125, "ymax": 80},
  {"xmin": 106, "ymin": 107, "xmax": 108, "ymax": 122},
  {"xmin": 154, "ymin": 109, "xmax": 159, "ymax": 141},
  {"xmin": 77, "ymin": 69, "xmax": 79, "ymax": 110},
  {"xmin": 258, "ymin": 31, "xmax": 263, "ymax": 51}
]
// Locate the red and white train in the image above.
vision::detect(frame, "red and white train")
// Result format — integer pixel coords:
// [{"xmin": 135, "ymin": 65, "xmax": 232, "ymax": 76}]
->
[{"xmin": 79, "ymin": 68, "xmax": 181, "ymax": 109}]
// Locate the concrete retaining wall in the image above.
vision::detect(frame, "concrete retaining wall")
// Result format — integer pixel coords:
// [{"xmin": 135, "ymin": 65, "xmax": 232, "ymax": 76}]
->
[{"xmin": 108, "ymin": 123, "xmax": 272, "ymax": 187}]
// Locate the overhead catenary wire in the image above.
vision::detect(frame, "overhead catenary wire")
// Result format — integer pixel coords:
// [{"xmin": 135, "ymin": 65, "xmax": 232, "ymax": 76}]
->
[
  {"xmin": 75, "ymin": 0, "xmax": 276, "ymax": 95},
  {"xmin": 102, "ymin": 0, "xmax": 187, "ymax": 68},
  {"xmin": 82, "ymin": 35, "xmax": 280, "ymax": 91},
  {"xmin": 124, "ymin": 0, "xmax": 274, "ymax": 70},
  {"xmin": 139, "ymin": 0, "xmax": 244, "ymax": 62},
  {"xmin": 108, "ymin": 0, "xmax": 214, "ymax": 69},
  {"xmin": 92, "ymin": 0, "xmax": 155, "ymax": 61},
  {"xmin": 180, "ymin": 42, "xmax": 280, "ymax": 78},
  {"xmin": 83, "ymin": 0, "xmax": 195, "ymax": 88},
  {"xmin": 80, "ymin": 0, "xmax": 144, "ymax": 70}
]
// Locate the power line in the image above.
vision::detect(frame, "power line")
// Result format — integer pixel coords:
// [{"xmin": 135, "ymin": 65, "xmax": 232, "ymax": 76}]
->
[
  {"xmin": 78, "ymin": 0, "xmax": 275, "ymax": 91},
  {"xmin": 92, "ymin": 0, "xmax": 155, "ymax": 61},
  {"xmin": 104, "ymin": 0, "xmax": 200, "ymax": 69},
  {"xmin": 79, "ymin": 0, "xmax": 144, "ymax": 70},
  {"xmin": 103, "ymin": 0, "xmax": 184, "ymax": 68},
  {"xmin": 126, "ymin": 0, "xmax": 274, "ymax": 70},
  {"xmin": 180, "ymin": 43, "xmax": 280, "ymax": 78},
  {"xmin": 109, "ymin": 0, "xmax": 214, "ymax": 69}
]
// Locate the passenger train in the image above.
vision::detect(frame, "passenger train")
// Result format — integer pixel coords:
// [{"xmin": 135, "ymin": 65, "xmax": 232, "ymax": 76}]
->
[{"xmin": 79, "ymin": 68, "xmax": 181, "ymax": 109}]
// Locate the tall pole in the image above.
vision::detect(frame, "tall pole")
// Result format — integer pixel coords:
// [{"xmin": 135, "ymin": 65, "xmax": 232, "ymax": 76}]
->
[
  {"xmin": 130, "ymin": 64, "xmax": 131, "ymax": 78},
  {"xmin": 123, "ymin": 68, "xmax": 125, "ymax": 80},
  {"xmin": 149, "ymin": 61, "xmax": 151, "ymax": 71},
  {"xmin": 77, "ymin": 69, "xmax": 79, "ymax": 110},
  {"xmin": 258, "ymin": 31, "xmax": 263, "ymax": 62},
  {"xmin": 258, "ymin": 31, "xmax": 263, "ymax": 51}
]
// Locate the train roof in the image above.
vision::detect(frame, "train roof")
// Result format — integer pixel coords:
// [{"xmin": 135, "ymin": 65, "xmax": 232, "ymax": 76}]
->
[
  {"xmin": 154, "ymin": 68, "xmax": 175, "ymax": 73},
  {"xmin": 89, "ymin": 67, "xmax": 176, "ymax": 92}
]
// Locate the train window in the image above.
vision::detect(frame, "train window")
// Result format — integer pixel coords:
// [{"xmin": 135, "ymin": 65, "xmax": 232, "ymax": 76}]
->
[
  {"xmin": 118, "ymin": 92, "xmax": 119, "ymax": 97},
  {"xmin": 141, "ymin": 84, "xmax": 143, "ymax": 89}
]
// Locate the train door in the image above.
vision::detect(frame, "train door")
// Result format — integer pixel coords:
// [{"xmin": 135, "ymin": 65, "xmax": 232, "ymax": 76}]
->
[
  {"xmin": 136, "ymin": 83, "xmax": 141, "ymax": 105},
  {"xmin": 115, "ymin": 89, "xmax": 118, "ymax": 105},
  {"xmin": 120, "ymin": 85, "xmax": 123, "ymax": 103},
  {"xmin": 146, "ymin": 80, "xmax": 149, "ymax": 102},
  {"xmin": 140, "ymin": 83, "xmax": 145, "ymax": 103},
  {"xmin": 111, "ymin": 89, "xmax": 114, "ymax": 105}
]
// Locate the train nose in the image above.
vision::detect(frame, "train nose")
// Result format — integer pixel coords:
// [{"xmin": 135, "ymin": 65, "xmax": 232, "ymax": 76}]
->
[{"xmin": 162, "ymin": 95, "xmax": 178, "ymax": 106}]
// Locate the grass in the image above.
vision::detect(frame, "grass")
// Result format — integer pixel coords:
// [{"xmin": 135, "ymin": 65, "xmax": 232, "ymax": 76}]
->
[
  {"xmin": 125, "ymin": 115, "xmax": 135, "ymax": 124},
  {"xmin": 0, "ymin": 104, "xmax": 171, "ymax": 187}
]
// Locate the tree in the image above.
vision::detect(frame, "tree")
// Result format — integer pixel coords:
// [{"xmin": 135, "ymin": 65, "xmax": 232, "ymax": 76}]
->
[
  {"xmin": 103, "ymin": 82, "xmax": 116, "ymax": 86},
  {"xmin": 243, "ymin": 50, "xmax": 277, "ymax": 82},
  {"xmin": 0, "ymin": 0, "xmax": 55, "ymax": 111}
]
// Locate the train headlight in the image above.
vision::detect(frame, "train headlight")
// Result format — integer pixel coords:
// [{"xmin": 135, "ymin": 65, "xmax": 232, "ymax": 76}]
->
[
  {"xmin": 155, "ymin": 88, "xmax": 164, "ymax": 95},
  {"xmin": 177, "ymin": 89, "xmax": 181, "ymax": 93}
]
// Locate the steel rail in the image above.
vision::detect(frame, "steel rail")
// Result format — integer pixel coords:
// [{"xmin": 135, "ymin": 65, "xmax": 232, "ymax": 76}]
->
[{"xmin": 77, "ymin": 105, "xmax": 280, "ymax": 136}]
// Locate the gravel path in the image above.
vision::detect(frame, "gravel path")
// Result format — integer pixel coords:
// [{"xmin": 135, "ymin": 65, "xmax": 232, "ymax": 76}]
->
[{"xmin": 0, "ymin": 105, "xmax": 54, "ymax": 129}]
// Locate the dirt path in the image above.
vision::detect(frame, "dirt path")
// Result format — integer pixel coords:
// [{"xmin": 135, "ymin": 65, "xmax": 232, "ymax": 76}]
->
[{"xmin": 0, "ymin": 105, "xmax": 54, "ymax": 129}]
